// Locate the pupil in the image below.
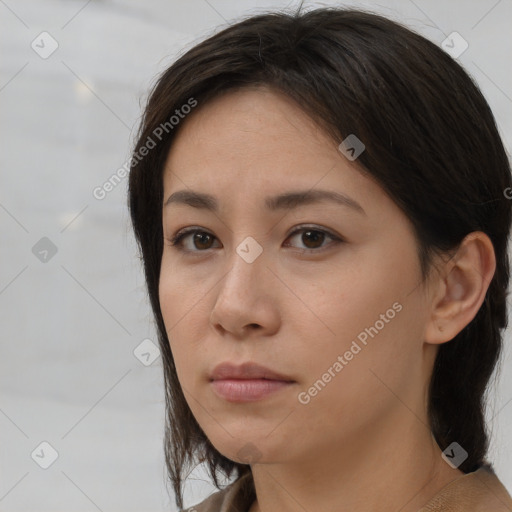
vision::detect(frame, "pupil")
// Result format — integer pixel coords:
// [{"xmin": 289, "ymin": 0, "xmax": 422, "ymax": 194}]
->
[
  {"xmin": 195, "ymin": 233, "xmax": 211, "ymax": 249},
  {"xmin": 303, "ymin": 230, "xmax": 324, "ymax": 248}
]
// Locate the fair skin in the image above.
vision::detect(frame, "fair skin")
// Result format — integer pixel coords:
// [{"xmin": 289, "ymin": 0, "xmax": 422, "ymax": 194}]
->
[{"xmin": 159, "ymin": 86, "xmax": 496, "ymax": 512}]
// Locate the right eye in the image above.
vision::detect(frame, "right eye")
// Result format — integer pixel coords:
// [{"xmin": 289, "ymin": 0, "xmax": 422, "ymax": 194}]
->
[{"xmin": 167, "ymin": 228, "xmax": 221, "ymax": 253}]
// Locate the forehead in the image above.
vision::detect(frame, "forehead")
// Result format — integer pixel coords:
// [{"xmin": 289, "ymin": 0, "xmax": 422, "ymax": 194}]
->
[
  {"xmin": 160, "ymin": 86, "xmax": 397, "ymax": 227},
  {"xmin": 178, "ymin": 86, "xmax": 334, "ymax": 147},
  {"xmin": 163, "ymin": 87, "xmax": 351, "ymax": 187}
]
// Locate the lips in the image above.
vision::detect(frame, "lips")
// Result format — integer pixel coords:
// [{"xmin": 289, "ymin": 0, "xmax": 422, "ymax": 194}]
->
[
  {"xmin": 209, "ymin": 362, "xmax": 294, "ymax": 382},
  {"xmin": 209, "ymin": 362, "xmax": 295, "ymax": 402}
]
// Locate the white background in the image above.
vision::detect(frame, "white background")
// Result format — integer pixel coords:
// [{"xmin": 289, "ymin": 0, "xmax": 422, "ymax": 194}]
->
[{"xmin": 1, "ymin": 0, "xmax": 511, "ymax": 511}]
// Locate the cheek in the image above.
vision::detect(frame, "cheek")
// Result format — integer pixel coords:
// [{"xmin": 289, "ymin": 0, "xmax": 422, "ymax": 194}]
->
[
  {"xmin": 292, "ymin": 301, "xmax": 427, "ymax": 446},
  {"xmin": 293, "ymin": 241, "xmax": 426, "ymax": 395},
  {"xmin": 158, "ymin": 269, "xmax": 207, "ymax": 385},
  {"xmin": 159, "ymin": 260, "xmax": 211, "ymax": 334},
  {"xmin": 296, "ymin": 245, "xmax": 418, "ymax": 348}
]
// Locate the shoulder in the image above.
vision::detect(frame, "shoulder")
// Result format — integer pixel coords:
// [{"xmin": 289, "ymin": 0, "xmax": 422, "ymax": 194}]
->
[
  {"xmin": 419, "ymin": 464, "xmax": 512, "ymax": 512},
  {"xmin": 185, "ymin": 472, "xmax": 255, "ymax": 512}
]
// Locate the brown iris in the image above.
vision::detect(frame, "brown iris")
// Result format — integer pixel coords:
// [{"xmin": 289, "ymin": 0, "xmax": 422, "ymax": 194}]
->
[{"xmin": 300, "ymin": 230, "xmax": 325, "ymax": 249}]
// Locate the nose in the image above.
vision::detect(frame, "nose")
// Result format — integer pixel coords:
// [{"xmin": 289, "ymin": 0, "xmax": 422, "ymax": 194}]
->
[{"xmin": 209, "ymin": 242, "xmax": 280, "ymax": 339}]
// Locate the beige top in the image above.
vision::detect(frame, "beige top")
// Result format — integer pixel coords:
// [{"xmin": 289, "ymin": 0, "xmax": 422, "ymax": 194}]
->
[{"xmin": 189, "ymin": 465, "xmax": 512, "ymax": 512}]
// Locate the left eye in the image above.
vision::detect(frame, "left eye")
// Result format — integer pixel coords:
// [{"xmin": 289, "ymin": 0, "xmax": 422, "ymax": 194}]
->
[
  {"xmin": 284, "ymin": 227, "xmax": 339, "ymax": 251},
  {"xmin": 167, "ymin": 226, "xmax": 340, "ymax": 253}
]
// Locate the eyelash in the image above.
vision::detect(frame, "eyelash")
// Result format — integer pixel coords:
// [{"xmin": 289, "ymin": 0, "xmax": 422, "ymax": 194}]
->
[{"xmin": 165, "ymin": 224, "xmax": 342, "ymax": 256}]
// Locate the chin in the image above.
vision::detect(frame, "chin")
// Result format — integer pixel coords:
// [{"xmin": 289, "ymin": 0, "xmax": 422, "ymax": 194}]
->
[{"xmin": 212, "ymin": 432, "xmax": 296, "ymax": 466}]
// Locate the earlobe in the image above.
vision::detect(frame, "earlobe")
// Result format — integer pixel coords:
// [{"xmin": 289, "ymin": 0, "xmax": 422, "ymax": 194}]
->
[{"xmin": 424, "ymin": 232, "xmax": 496, "ymax": 345}]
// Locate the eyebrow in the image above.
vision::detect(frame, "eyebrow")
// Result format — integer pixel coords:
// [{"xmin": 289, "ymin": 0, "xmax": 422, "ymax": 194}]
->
[{"xmin": 163, "ymin": 189, "xmax": 366, "ymax": 215}]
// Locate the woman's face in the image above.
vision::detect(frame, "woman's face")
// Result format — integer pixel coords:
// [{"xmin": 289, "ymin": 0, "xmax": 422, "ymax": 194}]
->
[{"xmin": 159, "ymin": 86, "xmax": 438, "ymax": 465}]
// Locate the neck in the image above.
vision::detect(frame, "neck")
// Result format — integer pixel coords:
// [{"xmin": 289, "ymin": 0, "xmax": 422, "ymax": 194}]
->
[{"xmin": 248, "ymin": 407, "xmax": 464, "ymax": 512}]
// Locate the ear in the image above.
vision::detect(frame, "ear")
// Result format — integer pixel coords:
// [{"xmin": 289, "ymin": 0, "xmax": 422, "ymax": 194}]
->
[{"xmin": 424, "ymin": 232, "xmax": 496, "ymax": 345}]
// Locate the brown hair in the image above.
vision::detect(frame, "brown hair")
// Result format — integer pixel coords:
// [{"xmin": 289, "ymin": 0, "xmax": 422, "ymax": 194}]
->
[{"xmin": 128, "ymin": 6, "xmax": 511, "ymax": 509}]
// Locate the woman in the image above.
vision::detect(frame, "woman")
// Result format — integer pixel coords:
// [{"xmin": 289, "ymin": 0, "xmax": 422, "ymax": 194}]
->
[{"xmin": 128, "ymin": 6, "xmax": 512, "ymax": 512}]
